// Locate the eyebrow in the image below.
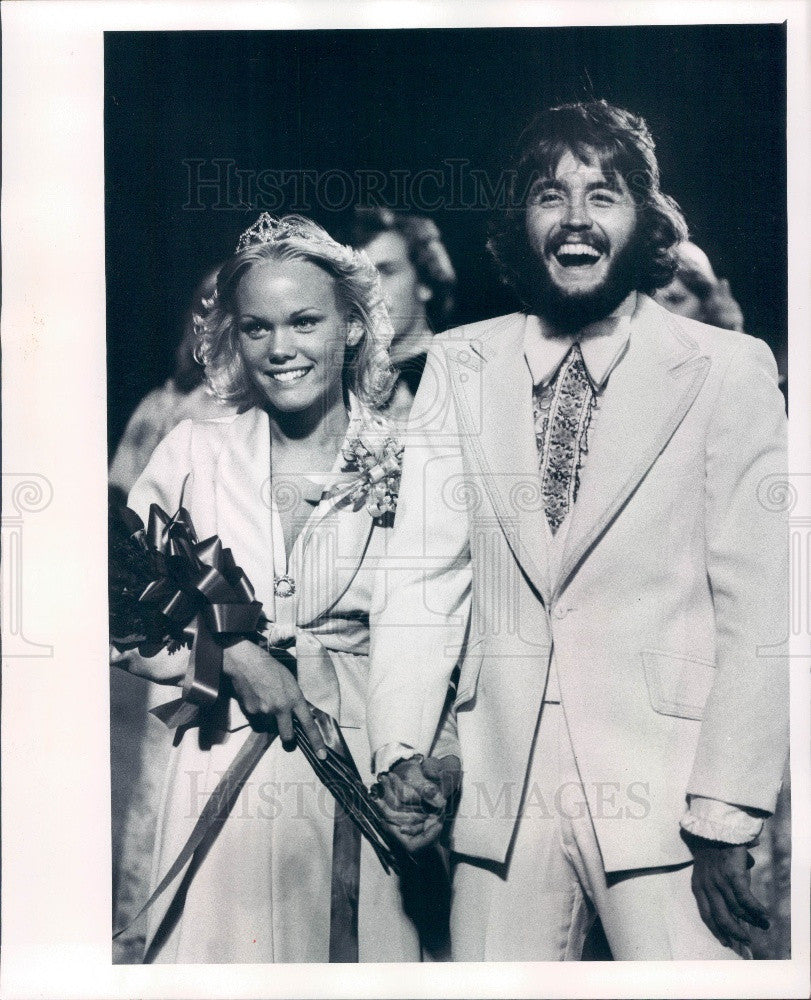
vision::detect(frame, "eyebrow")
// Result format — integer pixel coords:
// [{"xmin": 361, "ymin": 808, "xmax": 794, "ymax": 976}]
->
[
  {"xmin": 238, "ymin": 307, "xmax": 322, "ymax": 319},
  {"xmin": 586, "ymin": 177, "xmax": 624, "ymax": 193},
  {"xmin": 534, "ymin": 176, "xmax": 624, "ymax": 193}
]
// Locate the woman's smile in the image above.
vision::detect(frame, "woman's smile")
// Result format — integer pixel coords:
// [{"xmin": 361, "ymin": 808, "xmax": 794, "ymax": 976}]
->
[
  {"xmin": 235, "ymin": 258, "xmax": 350, "ymax": 416},
  {"xmin": 266, "ymin": 365, "xmax": 313, "ymax": 384}
]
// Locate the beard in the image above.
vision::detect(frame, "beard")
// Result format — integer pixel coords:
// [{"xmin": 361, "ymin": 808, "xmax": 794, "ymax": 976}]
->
[{"xmin": 526, "ymin": 232, "xmax": 645, "ymax": 333}]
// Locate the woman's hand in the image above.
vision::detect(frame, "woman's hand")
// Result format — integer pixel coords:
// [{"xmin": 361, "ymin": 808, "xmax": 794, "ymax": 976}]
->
[{"xmin": 223, "ymin": 639, "xmax": 327, "ymax": 758}]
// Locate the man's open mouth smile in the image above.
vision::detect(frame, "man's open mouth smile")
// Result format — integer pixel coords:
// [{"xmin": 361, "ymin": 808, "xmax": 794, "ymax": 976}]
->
[{"xmin": 553, "ymin": 242, "xmax": 604, "ymax": 267}]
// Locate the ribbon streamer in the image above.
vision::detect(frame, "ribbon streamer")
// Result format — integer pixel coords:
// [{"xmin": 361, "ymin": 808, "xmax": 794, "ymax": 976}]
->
[{"xmin": 114, "ymin": 704, "xmax": 409, "ymax": 962}]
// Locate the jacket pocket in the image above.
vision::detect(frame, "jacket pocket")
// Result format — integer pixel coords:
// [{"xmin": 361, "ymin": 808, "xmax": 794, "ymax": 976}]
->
[{"xmin": 642, "ymin": 650, "xmax": 716, "ymax": 721}]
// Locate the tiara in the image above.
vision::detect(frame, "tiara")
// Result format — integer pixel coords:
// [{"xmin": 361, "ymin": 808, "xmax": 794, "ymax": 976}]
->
[{"xmin": 235, "ymin": 213, "xmax": 315, "ymax": 253}]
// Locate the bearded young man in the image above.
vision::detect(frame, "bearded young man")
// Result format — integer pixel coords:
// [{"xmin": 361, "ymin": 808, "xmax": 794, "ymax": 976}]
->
[{"xmin": 367, "ymin": 101, "xmax": 788, "ymax": 961}]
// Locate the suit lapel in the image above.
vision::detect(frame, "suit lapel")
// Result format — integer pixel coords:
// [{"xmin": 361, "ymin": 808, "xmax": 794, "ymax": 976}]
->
[
  {"xmin": 554, "ymin": 297, "xmax": 710, "ymax": 597},
  {"xmin": 447, "ymin": 313, "xmax": 553, "ymax": 603}
]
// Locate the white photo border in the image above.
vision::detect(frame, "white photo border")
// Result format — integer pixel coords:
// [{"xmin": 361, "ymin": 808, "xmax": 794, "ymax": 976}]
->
[{"xmin": 2, "ymin": 2, "xmax": 809, "ymax": 998}]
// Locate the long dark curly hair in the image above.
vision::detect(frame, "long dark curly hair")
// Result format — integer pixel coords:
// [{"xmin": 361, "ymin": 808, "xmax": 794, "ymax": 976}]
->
[{"xmin": 488, "ymin": 100, "xmax": 689, "ymax": 308}]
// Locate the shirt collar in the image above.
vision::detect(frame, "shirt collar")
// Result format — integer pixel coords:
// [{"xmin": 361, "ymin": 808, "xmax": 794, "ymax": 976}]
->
[{"xmin": 523, "ymin": 291, "xmax": 637, "ymax": 390}]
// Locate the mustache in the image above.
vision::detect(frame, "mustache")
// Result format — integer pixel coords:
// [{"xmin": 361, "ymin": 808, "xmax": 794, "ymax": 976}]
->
[{"xmin": 546, "ymin": 233, "xmax": 608, "ymax": 256}]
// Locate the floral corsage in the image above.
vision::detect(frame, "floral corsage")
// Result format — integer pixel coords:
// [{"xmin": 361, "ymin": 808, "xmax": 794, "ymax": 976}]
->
[{"xmin": 326, "ymin": 425, "xmax": 404, "ymax": 520}]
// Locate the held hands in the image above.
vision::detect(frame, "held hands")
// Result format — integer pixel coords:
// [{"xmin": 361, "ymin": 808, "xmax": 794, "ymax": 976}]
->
[
  {"xmin": 687, "ymin": 835, "xmax": 769, "ymax": 953},
  {"xmin": 223, "ymin": 639, "xmax": 327, "ymax": 759},
  {"xmin": 373, "ymin": 755, "xmax": 462, "ymax": 853}
]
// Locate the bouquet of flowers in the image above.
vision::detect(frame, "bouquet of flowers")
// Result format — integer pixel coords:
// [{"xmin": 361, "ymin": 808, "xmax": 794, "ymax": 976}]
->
[{"xmin": 109, "ymin": 499, "xmax": 407, "ymax": 879}]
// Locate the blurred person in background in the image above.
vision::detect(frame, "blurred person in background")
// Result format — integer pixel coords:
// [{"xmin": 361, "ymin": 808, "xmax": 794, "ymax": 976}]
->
[
  {"xmin": 653, "ymin": 240, "xmax": 744, "ymax": 331},
  {"xmin": 108, "ymin": 264, "xmax": 235, "ymax": 500},
  {"xmin": 342, "ymin": 207, "xmax": 457, "ymax": 422},
  {"xmin": 654, "ymin": 241, "xmax": 786, "ymax": 401}
]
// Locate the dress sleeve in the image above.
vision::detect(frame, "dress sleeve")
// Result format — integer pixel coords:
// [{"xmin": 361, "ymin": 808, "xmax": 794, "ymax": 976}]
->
[{"xmin": 127, "ymin": 418, "xmax": 195, "ymax": 524}]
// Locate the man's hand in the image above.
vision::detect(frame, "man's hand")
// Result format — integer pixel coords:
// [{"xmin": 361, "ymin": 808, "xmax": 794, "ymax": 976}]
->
[
  {"xmin": 374, "ymin": 755, "xmax": 462, "ymax": 853},
  {"xmin": 688, "ymin": 836, "xmax": 769, "ymax": 951},
  {"xmin": 223, "ymin": 639, "xmax": 327, "ymax": 758}
]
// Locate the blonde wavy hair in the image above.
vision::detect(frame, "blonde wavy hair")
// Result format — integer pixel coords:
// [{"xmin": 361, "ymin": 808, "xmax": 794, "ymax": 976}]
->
[{"xmin": 194, "ymin": 214, "xmax": 396, "ymax": 410}]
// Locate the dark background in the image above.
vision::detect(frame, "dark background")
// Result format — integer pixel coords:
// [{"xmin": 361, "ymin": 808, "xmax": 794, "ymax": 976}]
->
[{"xmin": 105, "ymin": 25, "xmax": 787, "ymax": 451}]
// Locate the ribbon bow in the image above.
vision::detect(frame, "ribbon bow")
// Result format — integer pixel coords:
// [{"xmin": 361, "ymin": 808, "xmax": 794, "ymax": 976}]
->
[{"xmin": 118, "ymin": 503, "xmax": 265, "ymax": 728}]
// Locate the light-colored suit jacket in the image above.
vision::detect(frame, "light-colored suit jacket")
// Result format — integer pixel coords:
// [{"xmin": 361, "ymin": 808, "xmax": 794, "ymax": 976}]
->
[{"xmin": 367, "ymin": 294, "xmax": 788, "ymax": 872}]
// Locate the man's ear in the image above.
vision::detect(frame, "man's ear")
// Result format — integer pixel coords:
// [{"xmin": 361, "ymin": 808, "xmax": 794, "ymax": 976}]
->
[{"xmin": 346, "ymin": 317, "xmax": 364, "ymax": 346}]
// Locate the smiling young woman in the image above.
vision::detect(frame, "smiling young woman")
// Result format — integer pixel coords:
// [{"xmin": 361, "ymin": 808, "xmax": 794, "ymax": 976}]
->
[{"xmin": 114, "ymin": 215, "xmax": 448, "ymax": 963}]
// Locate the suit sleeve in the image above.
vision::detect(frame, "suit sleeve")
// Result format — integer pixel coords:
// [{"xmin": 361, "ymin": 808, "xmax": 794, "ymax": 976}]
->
[
  {"xmin": 113, "ymin": 419, "xmax": 196, "ymax": 685},
  {"xmin": 687, "ymin": 336, "xmax": 789, "ymax": 813},
  {"xmin": 367, "ymin": 341, "xmax": 472, "ymax": 761}
]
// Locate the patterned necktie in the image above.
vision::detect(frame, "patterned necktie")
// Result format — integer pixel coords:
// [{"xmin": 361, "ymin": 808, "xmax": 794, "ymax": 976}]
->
[{"xmin": 533, "ymin": 344, "xmax": 595, "ymax": 533}]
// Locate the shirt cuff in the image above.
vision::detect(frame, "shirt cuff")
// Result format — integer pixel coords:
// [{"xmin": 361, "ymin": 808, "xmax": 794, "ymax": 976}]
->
[
  {"xmin": 680, "ymin": 795, "xmax": 766, "ymax": 845},
  {"xmin": 372, "ymin": 742, "xmax": 420, "ymax": 777}
]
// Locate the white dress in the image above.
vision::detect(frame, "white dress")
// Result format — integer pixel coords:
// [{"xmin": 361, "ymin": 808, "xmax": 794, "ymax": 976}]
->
[{"xmin": 125, "ymin": 402, "xmax": 423, "ymax": 963}]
